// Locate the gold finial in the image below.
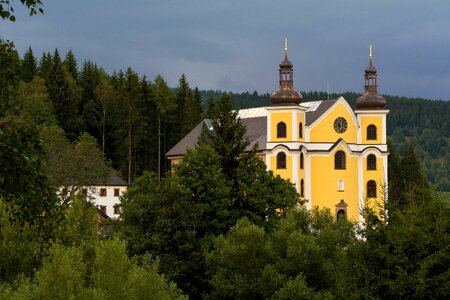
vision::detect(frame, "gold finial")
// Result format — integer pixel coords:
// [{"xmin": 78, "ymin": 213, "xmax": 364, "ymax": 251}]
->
[
  {"xmin": 284, "ymin": 37, "xmax": 288, "ymax": 55},
  {"xmin": 369, "ymin": 44, "xmax": 373, "ymax": 64}
]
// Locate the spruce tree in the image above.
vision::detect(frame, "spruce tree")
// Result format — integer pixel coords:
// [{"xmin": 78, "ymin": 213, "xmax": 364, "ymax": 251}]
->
[
  {"xmin": 47, "ymin": 49, "xmax": 82, "ymax": 140},
  {"xmin": 20, "ymin": 46, "xmax": 37, "ymax": 82},
  {"xmin": 63, "ymin": 49, "xmax": 78, "ymax": 82},
  {"xmin": 38, "ymin": 51, "xmax": 52, "ymax": 84}
]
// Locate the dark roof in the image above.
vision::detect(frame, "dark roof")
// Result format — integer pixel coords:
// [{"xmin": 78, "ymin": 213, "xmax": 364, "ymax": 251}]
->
[
  {"xmin": 166, "ymin": 120, "xmax": 206, "ymax": 157},
  {"xmin": 95, "ymin": 174, "xmax": 128, "ymax": 186},
  {"xmin": 166, "ymin": 99, "xmax": 340, "ymax": 157},
  {"xmin": 305, "ymin": 99, "xmax": 338, "ymax": 126}
]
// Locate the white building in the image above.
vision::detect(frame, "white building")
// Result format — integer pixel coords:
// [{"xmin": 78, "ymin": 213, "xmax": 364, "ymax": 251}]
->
[{"xmin": 81, "ymin": 174, "xmax": 128, "ymax": 219}]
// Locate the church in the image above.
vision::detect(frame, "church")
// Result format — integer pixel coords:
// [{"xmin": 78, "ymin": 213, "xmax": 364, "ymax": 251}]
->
[{"xmin": 167, "ymin": 42, "xmax": 389, "ymax": 222}]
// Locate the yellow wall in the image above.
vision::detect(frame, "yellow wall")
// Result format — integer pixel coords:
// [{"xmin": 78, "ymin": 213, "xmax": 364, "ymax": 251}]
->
[
  {"xmin": 270, "ymin": 153, "xmax": 293, "ymax": 182},
  {"xmin": 310, "ymin": 147, "xmax": 359, "ymax": 221},
  {"xmin": 360, "ymin": 116, "xmax": 383, "ymax": 144},
  {"xmin": 270, "ymin": 112, "xmax": 292, "ymax": 142},
  {"xmin": 298, "ymin": 113, "xmax": 305, "ymax": 142},
  {"xmin": 310, "ymin": 102, "xmax": 357, "ymax": 143}
]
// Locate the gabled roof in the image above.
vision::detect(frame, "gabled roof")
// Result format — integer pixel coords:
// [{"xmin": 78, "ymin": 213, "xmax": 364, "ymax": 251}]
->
[{"xmin": 166, "ymin": 99, "xmax": 339, "ymax": 157}]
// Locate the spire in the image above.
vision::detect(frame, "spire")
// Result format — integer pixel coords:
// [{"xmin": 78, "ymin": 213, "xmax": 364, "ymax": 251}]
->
[
  {"xmin": 356, "ymin": 44, "xmax": 387, "ymax": 109},
  {"xmin": 270, "ymin": 38, "xmax": 303, "ymax": 105},
  {"xmin": 284, "ymin": 37, "xmax": 288, "ymax": 55}
]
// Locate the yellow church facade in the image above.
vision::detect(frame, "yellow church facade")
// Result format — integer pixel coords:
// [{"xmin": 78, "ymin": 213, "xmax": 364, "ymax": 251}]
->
[{"xmin": 167, "ymin": 43, "xmax": 388, "ymax": 222}]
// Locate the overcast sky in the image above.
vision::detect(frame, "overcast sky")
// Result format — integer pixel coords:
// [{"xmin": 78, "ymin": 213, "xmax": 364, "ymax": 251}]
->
[{"xmin": 2, "ymin": 0, "xmax": 450, "ymax": 100}]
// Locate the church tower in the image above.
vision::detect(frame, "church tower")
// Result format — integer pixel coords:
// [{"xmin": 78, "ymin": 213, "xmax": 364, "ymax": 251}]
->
[
  {"xmin": 266, "ymin": 39, "xmax": 306, "ymax": 193},
  {"xmin": 355, "ymin": 45, "xmax": 389, "ymax": 218}
]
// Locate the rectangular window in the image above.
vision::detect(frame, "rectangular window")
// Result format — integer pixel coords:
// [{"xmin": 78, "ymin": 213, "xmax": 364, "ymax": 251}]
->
[
  {"xmin": 100, "ymin": 205, "xmax": 107, "ymax": 215},
  {"xmin": 114, "ymin": 205, "xmax": 121, "ymax": 215},
  {"xmin": 100, "ymin": 188, "xmax": 107, "ymax": 197},
  {"xmin": 114, "ymin": 188, "xmax": 120, "ymax": 197},
  {"xmin": 81, "ymin": 188, "xmax": 87, "ymax": 197}
]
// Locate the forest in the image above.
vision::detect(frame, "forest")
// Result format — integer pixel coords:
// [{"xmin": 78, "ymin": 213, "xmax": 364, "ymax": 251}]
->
[{"xmin": 1, "ymin": 37, "xmax": 450, "ymax": 299}]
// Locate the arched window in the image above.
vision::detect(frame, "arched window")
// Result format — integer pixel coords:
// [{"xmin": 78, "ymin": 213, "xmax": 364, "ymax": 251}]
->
[
  {"xmin": 277, "ymin": 122, "xmax": 287, "ymax": 138},
  {"xmin": 277, "ymin": 152, "xmax": 286, "ymax": 169},
  {"xmin": 334, "ymin": 151, "xmax": 346, "ymax": 170},
  {"xmin": 335, "ymin": 200, "xmax": 348, "ymax": 221},
  {"xmin": 367, "ymin": 154, "xmax": 377, "ymax": 170},
  {"xmin": 337, "ymin": 179, "xmax": 344, "ymax": 192},
  {"xmin": 300, "ymin": 153, "xmax": 304, "ymax": 169},
  {"xmin": 300, "ymin": 179, "xmax": 304, "ymax": 197},
  {"xmin": 367, "ymin": 180, "xmax": 377, "ymax": 198},
  {"xmin": 337, "ymin": 209, "xmax": 346, "ymax": 220},
  {"xmin": 367, "ymin": 125, "xmax": 377, "ymax": 140},
  {"xmin": 299, "ymin": 122, "xmax": 303, "ymax": 139}
]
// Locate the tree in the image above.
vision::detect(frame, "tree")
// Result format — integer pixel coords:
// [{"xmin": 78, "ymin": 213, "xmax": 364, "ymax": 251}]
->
[
  {"xmin": 206, "ymin": 93, "xmax": 249, "ymax": 180},
  {"xmin": 47, "ymin": 49, "xmax": 83, "ymax": 140},
  {"xmin": 0, "ymin": 0, "xmax": 43, "ymax": 22},
  {"xmin": 40, "ymin": 126, "xmax": 111, "ymax": 206},
  {"xmin": 0, "ymin": 117, "xmax": 59, "ymax": 231},
  {"xmin": 152, "ymin": 74, "xmax": 176, "ymax": 178},
  {"xmin": 0, "ymin": 199, "xmax": 43, "ymax": 283},
  {"xmin": 121, "ymin": 147, "xmax": 232, "ymax": 297},
  {"xmin": 17, "ymin": 75, "xmax": 57, "ymax": 126},
  {"xmin": 19, "ymin": 46, "xmax": 37, "ymax": 82},
  {"xmin": 84, "ymin": 79, "xmax": 117, "ymax": 154},
  {"xmin": 0, "ymin": 39, "xmax": 20, "ymax": 116},
  {"xmin": 206, "ymin": 209, "xmax": 353, "ymax": 299},
  {"xmin": 63, "ymin": 50, "xmax": 78, "ymax": 82}
]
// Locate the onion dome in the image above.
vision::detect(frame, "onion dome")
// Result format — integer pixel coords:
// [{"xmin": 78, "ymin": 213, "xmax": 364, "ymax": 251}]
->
[
  {"xmin": 356, "ymin": 44, "xmax": 387, "ymax": 109},
  {"xmin": 270, "ymin": 38, "xmax": 303, "ymax": 105}
]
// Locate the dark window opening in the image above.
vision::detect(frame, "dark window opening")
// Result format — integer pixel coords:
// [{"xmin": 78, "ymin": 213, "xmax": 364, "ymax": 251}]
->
[
  {"xmin": 277, "ymin": 122, "xmax": 287, "ymax": 138},
  {"xmin": 277, "ymin": 152, "xmax": 287, "ymax": 169},
  {"xmin": 299, "ymin": 122, "xmax": 303, "ymax": 139},
  {"xmin": 114, "ymin": 188, "xmax": 120, "ymax": 197},
  {"xmin": 337, "ymin": 209, "xmax": 346, "ymax": 220},
  {"xmin": 335, "ymin": 151, "xmax": 346, "ymax": 170},
  {"xmin": 367, "ymin": 125, "xmax": 377, "ymax": 140},
  {"xmin": 367, "ymin": 154, "xmax": 377, "ymax": 170},
  {"xmin": 300, "ymin": 153, "xmax": 304, "ymax": 169},
  {"xmin": 100, "ymin": 188, "xmax": 107, "ymax": 197},
  {"xmin": 367, "ymin": 180, "xmax": 377, "ymax": 198},
  {"xmin": 300, "ymin": 179, "xmax": 304, "ymax": 197}
]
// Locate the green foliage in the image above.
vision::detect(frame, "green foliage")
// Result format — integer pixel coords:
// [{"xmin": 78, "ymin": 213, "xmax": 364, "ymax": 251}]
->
[
  {"xmin": 207, "ymin": 93, "xmax": 249, "ymax": 180},
  {"xmin": 0, "ymin": 239, "xmax": 187, "ymax": 300},
  {"xmin": 0, "ymin": 39, "xmax": 20, "ymax": 115},
  {"xmin": 0, "ymin": 0, "xmax": 43, "ymax": 22},
  {"xmin": 344, "ymin": 187, "xmax": 450, "ymax": 299},
  {"xmin": 17, "ymin": 75, "xmax": 57, "ymax": 126},
  {"xmin": 19, "ymin": 47, "xmax": 37, "ymax": 83},
  {"xmin": 206, "ymin": 209, "xmax": 354, "ymax": 299},
  {"xmin": 40, "ymin": 126, "xmax": 111, "ymax": 206},
  {"xmin": 0, "ymin": 200, "xmax": 43, "ymax": 283},
  {"xmin": 0, "ymin": 116, "xmax": 59, "ymax": 231}
]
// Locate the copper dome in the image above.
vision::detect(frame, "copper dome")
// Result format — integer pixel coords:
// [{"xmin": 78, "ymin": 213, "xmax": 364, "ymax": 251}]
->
[{"xmin": 270, "ymin": 40, "xmax": 303, "ymax": 105}]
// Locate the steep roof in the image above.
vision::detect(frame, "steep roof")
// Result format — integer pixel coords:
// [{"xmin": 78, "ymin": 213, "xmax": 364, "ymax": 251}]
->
[{"xmin": 166, "ymin": 99, "xmax": 338, "ymax": 157}]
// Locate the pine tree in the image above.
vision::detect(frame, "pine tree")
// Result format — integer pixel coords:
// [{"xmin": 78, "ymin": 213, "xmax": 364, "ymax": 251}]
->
[
  {"xmin": 20, "ymin": 46, "xmax": 37, "ymax": 82},
  {"xmin": 63, "ymin": 49, "xmax": 78, "ymax": 82},
  {"xmin": 152, "ymin": 75, "xmax": 176, "ymax": 178},
  {"xmin": 47, "ymin": 49, "xmax": 82, "ymax": 140},
  {"xmin": 79, "ymin": 60, "xmax": 100, "ymax": 112},
  {"xmin": 207, "ymin": 93, "xmax": 249, "ymax": 180},
  {"xmin": 38, "ymin": 51, "xmax": 52, "ymax": 84}
]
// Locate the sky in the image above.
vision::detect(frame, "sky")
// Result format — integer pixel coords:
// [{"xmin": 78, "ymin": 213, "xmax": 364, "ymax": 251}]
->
[{"xmin": 2, "ymin": 0, "xmax": 450, "ymax": 100}]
